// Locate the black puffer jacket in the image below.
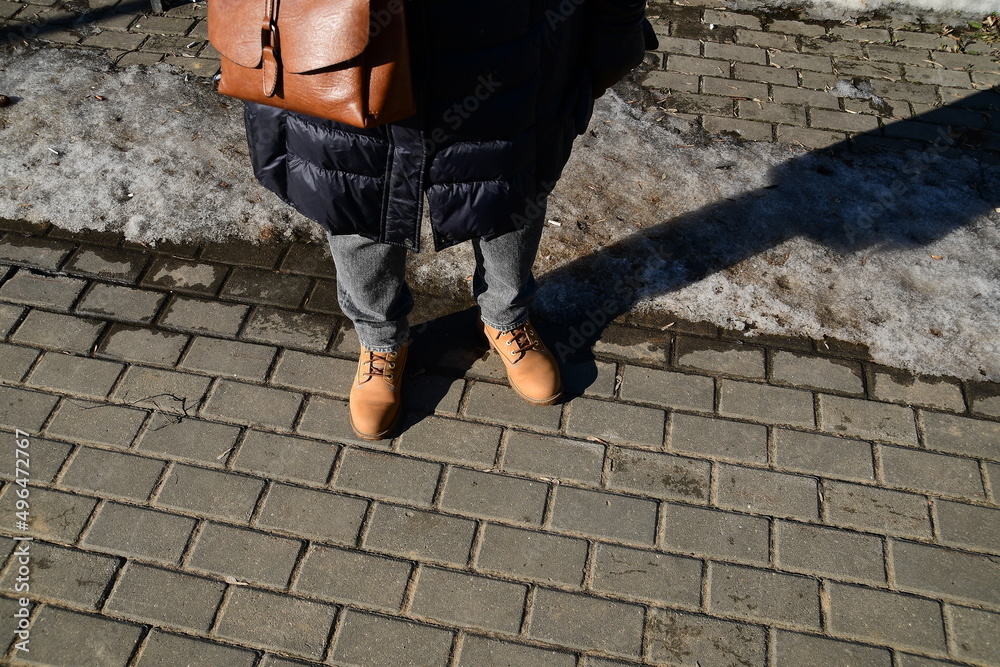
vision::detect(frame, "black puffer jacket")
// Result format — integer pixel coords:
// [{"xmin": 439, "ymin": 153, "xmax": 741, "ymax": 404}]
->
[{"xmin": 244, "ymin": 0, "xmax": 653, "ymax": 251}]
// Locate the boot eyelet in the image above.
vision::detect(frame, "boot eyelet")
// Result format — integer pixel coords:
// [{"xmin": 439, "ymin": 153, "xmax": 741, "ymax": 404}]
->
[
  {"xmin": 505, "ymin": 340, "xmax": 511, "ymax": 346},
  {"xmin": 387, "ymin": 373, "xmax": 394, "ymax": 380},
  {"xmin": 390, "ymin": 363, "xmax": 396, "ymax": 369}
]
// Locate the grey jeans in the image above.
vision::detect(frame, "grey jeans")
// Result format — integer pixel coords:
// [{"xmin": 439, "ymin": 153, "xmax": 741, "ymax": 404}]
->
[{"xmin": 326, "ymin": 216, "xmax": 545, "ymax": 353}]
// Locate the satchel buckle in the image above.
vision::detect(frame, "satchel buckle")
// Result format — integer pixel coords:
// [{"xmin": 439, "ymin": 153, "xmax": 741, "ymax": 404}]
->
[{"xmin": 261, "ymin": 19, "xmax": 280, "ymax": 97}]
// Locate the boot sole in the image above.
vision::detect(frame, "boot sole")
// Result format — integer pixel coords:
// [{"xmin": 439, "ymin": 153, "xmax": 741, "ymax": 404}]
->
[{"xmin": 350, "ymin": 406, "xmax": 402, "ymax": 442}]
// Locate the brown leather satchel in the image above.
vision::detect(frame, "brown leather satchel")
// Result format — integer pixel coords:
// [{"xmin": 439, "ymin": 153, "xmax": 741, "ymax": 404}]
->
[{"xmin": 207, "ymin": 0, "xmax": 416, "ymax": 128}]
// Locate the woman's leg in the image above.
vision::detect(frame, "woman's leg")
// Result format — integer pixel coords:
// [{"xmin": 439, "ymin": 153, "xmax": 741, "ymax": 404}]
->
[
  {"xmin": 326, "ymin": 232, "xmax": 412, "ymax": 352},
  {"xmin": 326, "ymin": 232, "xmax": 412, "ymax": 440},
  {"xmin": 471, "ymin": 198, "xmax": 562, "ymax": 406}
]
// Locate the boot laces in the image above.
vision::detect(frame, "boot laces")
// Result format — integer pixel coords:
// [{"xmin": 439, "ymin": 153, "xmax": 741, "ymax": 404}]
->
[
  {"xmin": 362, "ymin": 349, "xmax": 397, "ymax": 382},
  {"xmin": 497, "ymin": 325, "xmax": 541, "ymax": 362}
]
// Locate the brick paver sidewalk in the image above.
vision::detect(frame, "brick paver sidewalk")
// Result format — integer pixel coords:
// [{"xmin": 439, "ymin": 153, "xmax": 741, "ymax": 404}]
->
[{"xmin": 0, "ymin": 218, "xmax": 998, "ymax": 666}]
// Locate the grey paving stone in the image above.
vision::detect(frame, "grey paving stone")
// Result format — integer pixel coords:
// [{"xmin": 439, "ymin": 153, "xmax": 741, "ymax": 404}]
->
[
  {"xmin": 967, "ymin": 381, "xmax": 1000, "ymax": 418},
  {"xmin": 17, "ymin": 606, "xmax": 142, "ymax": 667},
  {"xmin": 76, "ymin": 283, "xmax": 165, "ymax": 323},
  {"xmin": 334, "ymin": 448, "xmax": 441, "ymax": 506},
  {"xmin": 200, "ymin": 239, "xmax": 284, "ymax": 268},
  {"xmin": 769, "ymin": 50, "xmax": 833, "ymax": 72},
  {"xmin": 893, "ymin": 655, "xmax": 967, "ymax": 667},
  {"xmin": 364, "ymin": 503, "xmax": 476, "ymax": 566},
  {"xmin": 738, "ymin": 98, "xmax": 808, "ymax": 125},
  {"xmin": 476, "ymin": 522, "xmax": 588, "ymax": 586},
  {"xmin": 0, "ymin": 302, "xmax": 23, "ymax": 337},
  {"xmin": 773, "ymin": 630, "xmax": 892, "ymax": 667},
  {"xmin": 280, "ymin": 241, "xmax": 335, "ymax": 277},
  {"xmin": 704, "ymin": 40, "xmax": 767, "ymax": 64},
  {"xmin": 528, "ymin": 588, "xmax": 645, "ymax": 658},
  {"xmin": 777, "ymin": 125, "xmax": 847, "ymax": 150},
  {"xmin": 160, "ymin": 295, "xmax": 248, "ymax": 336},
  {"xmin": 709, "ymin": 563, "xmax": 820, "ymax": 629},
  {"xmin": 63, "ymin": 246, "xmax": 147, "ymax": 282},
  {"xmin": 667, "ymin": 53, "xmax": 731, "ymax": 77},
  {"xmin": 827, "ymin": 582, "xmax": 946, "ymax": 653},
  {"xmin": 921, "ymin": 411, "xmax": 1000, "ymax": 461},
  {"xmin": 550, "ymin": 486, "xmax": 658, "ymax": 545},
  {"xmin": 83, "ymin": 29, "xmax": 148, "ymax": 50},
  {"xmin": 60, "ymin": 446, "xmax": 165, "ymax": 500},
  {"xmin": 25, "ymin": 352, "xmax": 123, "ymax": 399},
  {"xmin": 607, "ymin": 447, "xmax": 711, "ymax": 502},
  {"xmin": 0, "ymin": 270, "xmax": 86, "ymax": 309},
  {"xmin": 935, "ymin": 499, "xmax": 1000, "ymax": 554},
  {"xmin": 619, "ymin": 366, "xmax": 714, "ymax": 412},
  {"xmin": 403, "ymin": 373, "xmax": 465, "ymax": 414},
  {"xmin": 501, "ymin": 431, "xmax": 605, "ymax": 485},
  {"xmin": 591, "ymin": 324, "xmax": 672, "ymax": 365},
  {"xmin": 200, "ymin": 379, "xmax": 302, "ymax": 430},
  {"xmin": 824, "ymin": 480, "xmax": 931, "ymax": 538},
  {"xmin": 105, "ymin": 561, "xmax": 226, "ymax": 632},
  {"xmin": 0, "ymin": 485, "xmax": 97, "ymax": 543},
  {"xmin": 818, "ymin": 395, "xmax": 918, "ymax": 445},
  {"xmin": 96, "ymin": 324, "xmax": 188, "ymax": 366},
  {"xmin": 10, "ymin": 309, "xmax": 104, "ymax": 353},
  {"xmin": 717, "ymin": 463, "xmax": 819, "ymax": 520},
  {"xmin": 258, "ymin": 656, "xmax": 317, "ymax": 667},
  {"xmin": 457, "ymin": 635, "xmax": 575, "ymax": 667},
  {"xmin": 241, "ymin": 305, "xmax": 335, "ymax": 350},
  {"xmin": 669, "ymin": 413, "xmax": 768, "ymax": 464},
  {"xmin": 737, "ymin": 26, "xmax": 798, "ymax": 49},
  {"xmin": 703, "ymin": 116, "xmax": 774, "ymax": 142},
  {"xmin": 704, "ymin": 8, "xmax": 760, "ymax": 28},
  {"xmin": 297, "ymin": 395, "xmax": 374, "ymax": 446},
  {"xmin": 903, "ymin": 65, "xmax": 971, "ymax": 87},
  {"xmin": 463, "ymin": 381, "xmax": 562, "ymax": 431},
  {"xmin": 84, "ymin": 501, "xmax": 195, "ymax": 564},
  {"xmin": 662, "ymin": 502, "xmax": 770, "ymax": 564},
  {"xmin": 644, "ymin": 69, "xmax": 700, "ymax": 93},
  {"xmin": 397, "ymin": 415, "xmax": 502, "ymax": 466},
  {"xmin": 256, "ymin": 483, "xmax": 367, "ymax": 543},
  {"xmin": 591, "ymin": 543, "xmax": 702, "ymax": 606},
  {"xmin": 0, "ymin": 435, "xmax": 71, "ymax": 484},
  {"xmin": 269, "ymin": 349, "xmax": 353, "ymax": 396},
  {"xmin": 892, "ymin": 539, "xmax": 1000, "ymax": 607},
  {"xmin": 331, "ymin": 609, "xmax": 453, "ymax": 667},
  {"xmin": 220, "ymin": 267, "xmax": 311, "ymax": 308},
  {"xmin": 773, "ymin": 429, "xmax": 875, "ymax": 482},
  {"xmin": 0, "ymin": 235, "xmax": 74, "ymax": 269},
  {"xmin": 134, "ymin": 631, "xmax": 257, "ymax": 667},
  {"xmin": 179, "ymin": 336, "xmax": 276, "ymax": 381},
  {"xmin": 647, "ymin": 609, "xmax": 767, "ymax": 667},
  {"xmin": 775, "ymin": 520, "xmax": 886, "ymax": 584},
  {"xmin": 947, "ymin": 604, "xmax": 1000, "ymax": 664},
  {"xmin": 566, "ymin": 396, "xmax": 665, "ymax": 448},
  {"xmin": 135, "ymin": 413, "xmax": 241, "ymax": 464},
  {"xmin": 0, "ymin": 385, "xmax": 59, "ymax": 432},
  {"xmin": 216, "ymin": 585, "xmax": 336, "ymax": 660},
  {"xmin": 675, "ymin": 337, "xmax": 765, "ymax": 378},
  {"xmin": 718, "ymin": 380, "xmax": 815, "ymax": 428},
  {"xmin": 141, "ymin": 256, "xmax": 227, "ymax": 294},
  {"xmin": 188, "ymin": 522, "xmax": 301, "ymax": 587},
  {"xmin": 440, "ymin": 467, "xmax": 549, "ymax": 525},
  {"xmin": 871, "ymin": 368, "xmax": 965, "ymax": 411},
  {"xmin": 879, "ymin": 445, "xmax": 985, "ymax": 500},
  {"xmin": 411, "ymin": 566, "xmax": 527, "ymax": 633},
  {"xmin": 155, "ymin": 463, "xmax": 264, "ymax": 522},
  {"xmin": 232, "ymin": 430, "xmax": 337, "ymax": 484},
  {"xmin": 703, "ymin": 76, "xmax": 769, "ymax": 100},
  {"xmin": 294, "ymin": 544, "xmax": 411, "ymax": 611},
  {"xmin": 0, "ymin": 541, "xmax": 118, "ymax": 609},
  {"xmin": 771, "ymin": 351, "xmax": 864, "ymax": 394}
]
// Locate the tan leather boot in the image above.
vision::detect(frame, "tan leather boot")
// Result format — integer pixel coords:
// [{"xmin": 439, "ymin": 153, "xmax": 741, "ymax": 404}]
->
[
  {"xmin": 484, "ymin": 320, "xmax": 562, "ymax": 406},
  {"xmin": 349, "ymin": 342, "xmax": 408, "ymax": 441}
]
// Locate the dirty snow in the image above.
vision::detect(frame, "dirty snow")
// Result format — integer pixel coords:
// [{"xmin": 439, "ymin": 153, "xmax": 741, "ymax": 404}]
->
[
  {"xmin": 725, "ymin": 0, "xmax": 1000, "ymax": 23},
  {"xmin": 1, "ymin": 47, "xmax": 999, "ymax": 381}
]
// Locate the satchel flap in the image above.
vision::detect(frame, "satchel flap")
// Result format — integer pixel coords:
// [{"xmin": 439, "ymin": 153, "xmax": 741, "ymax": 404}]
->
[
  {"xmin": 279, "ymin": 0, "xmax": 370, "ymax": 73},
  {"xmin": 208, "ymin": 0, "xmax": 267, "ymax": 69},
  {"xmin": 208, "ymin": 0, "xmax": 371, "ymax": 73}
]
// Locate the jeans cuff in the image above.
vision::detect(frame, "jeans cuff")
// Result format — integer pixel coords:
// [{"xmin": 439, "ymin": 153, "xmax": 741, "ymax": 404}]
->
[
  {"xmin": 481, "ymin": 314, "xmax": 529, "ymax": 333},
  {"xmin": 356, "ymin": 331, "xmax": 408, "ymax": 354}
]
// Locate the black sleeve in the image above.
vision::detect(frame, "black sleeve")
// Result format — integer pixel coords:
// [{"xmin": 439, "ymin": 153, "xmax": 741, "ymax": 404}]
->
[{"xmin": 585, "ymin": 0, "xmax": 658, "ymax": 97}]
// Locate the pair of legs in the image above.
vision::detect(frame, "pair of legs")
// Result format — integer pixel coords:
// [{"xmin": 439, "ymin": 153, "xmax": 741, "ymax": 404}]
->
[
  {"xmin": 326, "ymin": 217, "xmax": 546, "ymax": 353},
  {"xmin": 326, "ymin": 211, "xmax": 562, "ymax": 439}
]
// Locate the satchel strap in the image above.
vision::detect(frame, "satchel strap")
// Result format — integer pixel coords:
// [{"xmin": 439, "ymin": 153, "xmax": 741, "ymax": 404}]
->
[{"xmin": 261, "ymin": 0, "xmax": 280, "ymax": 97}]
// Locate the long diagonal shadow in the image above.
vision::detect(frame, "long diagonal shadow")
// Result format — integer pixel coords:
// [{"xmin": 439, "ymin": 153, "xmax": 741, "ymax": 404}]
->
[
  {"xmin": 526, "ymin": 88, "xmax": 1000, "ymax": 388},
  {"xmin": 0, "ymin": 0, "xmax": 170, "ymax": 46}
]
